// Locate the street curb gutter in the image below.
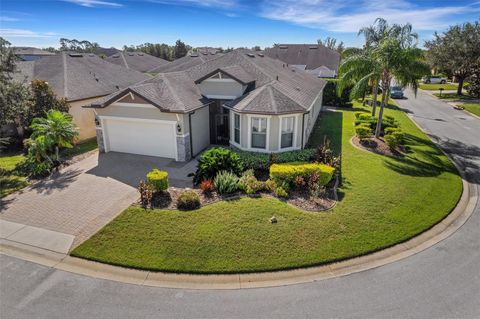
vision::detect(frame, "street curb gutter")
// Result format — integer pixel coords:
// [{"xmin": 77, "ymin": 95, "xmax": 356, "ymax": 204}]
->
[{"xmin": 1, "ymin": 130, "xmax": 477, "ymax": 291}]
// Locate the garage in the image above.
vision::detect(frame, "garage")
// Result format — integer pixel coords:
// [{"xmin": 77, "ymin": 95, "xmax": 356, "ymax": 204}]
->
[{"xmin": 101, "ymin": 116, "xmax": 177, "ymax": 159}]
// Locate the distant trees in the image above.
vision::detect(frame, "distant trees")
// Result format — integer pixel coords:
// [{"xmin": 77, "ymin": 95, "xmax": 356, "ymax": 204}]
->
[
  {"xmin": 318, "ymin": 37, "xmax": 345, "ymax": 55},
  {"xmin": 59, "ymin": 38, "xmax": 100, "ymax": 53},
  {"xmin": 122, "ymin": 40, "xmax": 192, "ymax": 61},
  {"xmin": 425, "ymin": 20, "xmax": 480, "ymax": 95}
]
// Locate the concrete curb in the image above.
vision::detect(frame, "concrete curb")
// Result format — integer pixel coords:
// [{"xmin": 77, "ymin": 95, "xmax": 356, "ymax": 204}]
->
[{"xmin": 1, "ymin": 125, "xmax": 477, "ymax": 290}]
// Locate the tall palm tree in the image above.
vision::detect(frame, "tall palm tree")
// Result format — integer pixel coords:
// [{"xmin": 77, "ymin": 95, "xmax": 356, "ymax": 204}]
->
[{"xmin": 30, "ymin": 110, "xmax": 78, "ymax": 161}]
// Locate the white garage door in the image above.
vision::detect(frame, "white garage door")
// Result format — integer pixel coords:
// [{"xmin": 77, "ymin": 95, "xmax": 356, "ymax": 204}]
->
[{"xmin": 102, "ymin": 117, "xmax": 177, "ymax": 159}]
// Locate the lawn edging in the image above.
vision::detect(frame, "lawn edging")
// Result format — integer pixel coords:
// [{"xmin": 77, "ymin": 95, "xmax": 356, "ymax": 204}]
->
[{"xmin": 0, "ymin": 171, "xmax": 475, "ymax": 290}]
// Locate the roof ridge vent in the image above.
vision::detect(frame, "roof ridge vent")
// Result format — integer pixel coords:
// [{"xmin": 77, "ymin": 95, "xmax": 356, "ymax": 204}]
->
[
  {"xmin": 309, "ymin": 46, "xmax": 318, "ymax": 49},
  {"xmin": 257, "ymin": 53, "xmax": 264, "ymax": 57},
  {"xmin": 190, "ymin": 53, "xmax": 199, "ymax": 57},
  {"xmin": 68, "ymin": 53, "xmax": 83, "ymax": 57},
  {"xmin": 246, "ymin": 53, "xmax": 255, "ymax": 57}
]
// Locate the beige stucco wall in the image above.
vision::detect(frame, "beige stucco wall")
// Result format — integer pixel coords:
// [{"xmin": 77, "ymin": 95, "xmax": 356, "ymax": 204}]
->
[
  {"xmin": 189, "ymin": 105, "xmax": 210, "ymax": 156},
  {"xmin": 198, "ymin": 79, "xmax": 246, "ymax": 99},
  {"xmin": 69, "ymin": 97, "xmax": 102, "ymax": 141}
]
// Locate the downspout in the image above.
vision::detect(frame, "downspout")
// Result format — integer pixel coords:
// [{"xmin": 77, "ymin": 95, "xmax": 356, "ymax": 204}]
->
[
  {"xmin": 300, "ymin": 113, "xmax": 307, "ymax": 149},
  {"xmin": 188, "ymin": 111, "xmax": 195, "ymax": 158}
]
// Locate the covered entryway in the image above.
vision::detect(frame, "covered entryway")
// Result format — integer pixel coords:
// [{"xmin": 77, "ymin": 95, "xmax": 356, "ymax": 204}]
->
[{"xmin": 101, "ymin": 116, "xmax": 177, "ymax": 159}]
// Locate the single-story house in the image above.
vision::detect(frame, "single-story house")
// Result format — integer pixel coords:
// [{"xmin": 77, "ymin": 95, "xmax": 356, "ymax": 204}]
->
[
  {"xmin": 105, "ymin": 51, "xmax": 170, "ymax": 73},
  {"xmin": 85, "ymin": 49, "xmax": 326, "ymax": 161},
  {"xmin": 13, "ymin": 47, "xmax": 55, "ymax": 61},
  {"xmin": 13, "ymin": 52, "xmax": 149, "ymax": 141},
  {"xmin": 264, "ymin": 44, "xmax": 341, "ymax": 78}
]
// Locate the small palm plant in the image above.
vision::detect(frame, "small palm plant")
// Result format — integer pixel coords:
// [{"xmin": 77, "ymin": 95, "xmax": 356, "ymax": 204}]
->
[{"xmin": 29, "ymin": 110, "xmax": 78, "ymax": 162}]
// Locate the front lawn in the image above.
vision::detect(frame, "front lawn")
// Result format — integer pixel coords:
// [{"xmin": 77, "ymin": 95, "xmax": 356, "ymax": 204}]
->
[
  {"xmin": 72, "ymin": 101, "xmax": 462, "ymax": 273},
  {"xmin": 461, "ymin": 103, "xmax": 480, "ymax": 117},
  {"xmin": 433, "ymin": 93, "xmax": 476, "ymax": 100},
  {"xmin": 61, "ymin": 138, "xmax": 98, "ymax": 158},
  {"xmin": 419, "ymin": 83, "xmax": 462, "ymax": 91},
  {"xmin": 0, "ymin": 152, "xmax": 29, "ymax": 198}
]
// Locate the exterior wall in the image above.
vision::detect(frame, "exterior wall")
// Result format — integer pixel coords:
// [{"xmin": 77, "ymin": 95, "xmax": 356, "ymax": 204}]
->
[
  {"xmin": 69, "ymin": 97, "xmax": 101, "ymax": 141},
  {"xmin": 189, "ymin": 106, "xmax": 210, "ymax": 156},
  {"xmin": 198, "ymin": 79, "xmax": 246, "ymax": 99},
  {"xmin": 302, "ymin": 92, "xmax": 323, "ymax": 147}
]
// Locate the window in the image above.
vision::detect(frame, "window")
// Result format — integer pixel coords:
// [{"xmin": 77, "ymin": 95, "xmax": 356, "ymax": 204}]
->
[
  {"xmin": 251, "ymin": 117, "xmax": 267, "ymax": 149},
  {"xmin": 281, "ymin": 117, "xmax": 295, "ymax": 148},
  {"xmin": 234, "ymin": 114, "xmax": 240, "ymax": 144}
]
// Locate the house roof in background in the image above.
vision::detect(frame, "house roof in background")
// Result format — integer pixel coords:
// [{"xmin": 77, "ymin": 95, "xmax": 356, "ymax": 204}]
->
[
  {"xmin": 263, "ymin": 44, "xmax": 341, "ymax": 71},
  {"xmin": 106, "ymin": 51, "xmax": 170, "ymax": 73},
  {"xmin": 95, "ymin": 47, "xmax": 120, "ymax": 57},
  {"xmin": 150, "ymin": 51, "xmax": 222, "ymax": 73},
  {"xmin": 12, "ymin": 52, "xmax": 149, "ymax": 101},
  {"xmin": 88, "ymin": 49, "xmax": 325, "ymax": 115},
  {"xmin": 13, "ymin": 47, "xmax": 55, "ymax": 56}
]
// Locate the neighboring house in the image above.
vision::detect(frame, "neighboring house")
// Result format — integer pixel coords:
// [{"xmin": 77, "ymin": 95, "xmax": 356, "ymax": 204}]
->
[
  {"xmin": 95, "ymin": 47, "xmax": 120, "ymax": 57},
  {"xmin": 105, "ymin": 51, "xmax": 170, "ymax": 73},
  {"xmin": 150, "ymin": 50, "xmax": 222, "ymax": 73},
  {"xmin": 13, "ymin": 52, "xmax": 149, "ymax": 141},
  {"xmin": 85, "ymin": 49, "xmax": 326, "ymax": 161},
  {"xmin": 13, "ymin": 47, "xmax": 55, "ymax": 61},
  {"xmin": 264, "ymin": 44, "xmax": 341, "ymax": 78}
]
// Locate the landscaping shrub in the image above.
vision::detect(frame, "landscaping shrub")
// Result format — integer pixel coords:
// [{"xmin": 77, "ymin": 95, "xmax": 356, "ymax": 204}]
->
[
  {"xmin": 323, "ymin": 80, "xmax": 353, "ymax": 107},
  {"xmin": 194, "ymin": 148, "xmax": 243, "ymax": 184},
  {"xmin": 238, "ymin": 170, "xmax": 266, "ymax": 194},
  {"xmin": 384, "ymin": 127, "xmax": 400, "ymax": 135},
  {"xmin": 138, "ymin": 180, "xmax": 153, "ymax": 208},
  {"xmin": 146, "ymin": 169, "xmax": 169, "ymax": 191},
  {"xmin": 294, "ymin": 175, "xmax": 306, "ymax": 188},
  {"xmin": 269, "ymin": 162, "xmax": 335, "ymax": 188},
  {"xmin": 214, "ymin": 171, "xmax": 239, "ymax": 194},
  {"xmin": 275, "ymin": 186, "xmax": 289, "ymax": 198},
  {"xmin": 16, "ymin": 157, "xmax": 53, "ymax": 178},
  {"xmin": 354, "ymin": 111, "xmax": 370, "ymax": 119},
  {"xmin": 384, "ymin": 134, "xmax": 398, "ymax": 150},
  {"xmin": 230, "ymin": 148, "xmax": 316, "ymax": 171},
  {"xmin": 355, "ymin": 125, "xmax": 373, "ymax": 140},
  {"xmin": 199, "ymin": 178, "xmax": 214, "ymax": 193},
  {"xmin": 177, "ymin": 191, "xmax": 201, "ymax": 210},
  {"xmin": 265, "ymin": 179, "xmax": 277, "ymax": 192}
]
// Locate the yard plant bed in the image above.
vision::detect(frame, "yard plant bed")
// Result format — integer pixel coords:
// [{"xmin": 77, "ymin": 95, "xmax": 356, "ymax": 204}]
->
[
  {"xmin": 351, "ymin": 136, "xmax": 402, "ymax": 157},
  {"xmin": 72, "ymin": 101, "xmax": 462, "ymax": 274}
]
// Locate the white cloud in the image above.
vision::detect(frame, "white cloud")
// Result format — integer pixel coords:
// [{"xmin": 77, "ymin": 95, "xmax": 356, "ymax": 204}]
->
[
  {"xmin": 64, "ymin": 0, "xmax": 123, "ymax": 8},
  {"xmin": 148, "ymin": 0, "xmax": 237, "ymax": 9},
  {"xmin": 0, "ymin": 16, "xmax": 20, "ymax": 22},
  {"xmin": 0, "ymin": 29, "xmax": 59, "ymax": 38},
  {"xmin": 260, "ymin": 0, "xmax": 479, "ymax": 32}
]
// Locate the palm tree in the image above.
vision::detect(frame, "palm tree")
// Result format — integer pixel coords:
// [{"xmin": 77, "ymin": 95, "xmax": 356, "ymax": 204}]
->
[
  {"xmin": 30, "ymin": 110, "xmax": 78, "ymax": 161},
  {"xmin": 372, "ymin": 39, "xmax": 429, "ymax": 138}
]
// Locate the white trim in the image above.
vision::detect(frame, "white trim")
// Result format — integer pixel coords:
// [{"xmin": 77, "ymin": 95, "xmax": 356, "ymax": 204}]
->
[
  {"xmin": 247, "ymin": 114, "xmax": 271, "ymax": 152},
  {"xmin": 98, "ymin": 115, "xmax": 179, "ymax": 161},
  {"xmin": 231, "ymin": 111, "xmax": 241, "ymax": 146},
  {"xmin": 204, "ymin": 78, "xmax": 238, "ymax": 83},
  {"xmin": 112, "ymin": 103, "xmax": 157, "ymax": 109},
  {"xmin": 278, "ymin": 114, "xmax": 298, "ymax": 151}
]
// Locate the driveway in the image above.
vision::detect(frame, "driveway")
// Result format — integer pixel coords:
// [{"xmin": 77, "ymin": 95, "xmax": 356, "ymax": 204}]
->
[{"xmin": 0, "ymin": 152, "xmax": 197, "ymax": 248}]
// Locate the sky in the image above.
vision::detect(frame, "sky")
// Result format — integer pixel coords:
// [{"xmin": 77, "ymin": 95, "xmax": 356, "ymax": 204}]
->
[{"xmin": 1, "ymin": 0, "xmax": 479, "ymax": 49}]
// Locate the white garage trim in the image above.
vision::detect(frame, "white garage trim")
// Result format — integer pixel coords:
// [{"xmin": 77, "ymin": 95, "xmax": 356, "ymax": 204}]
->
[{"xmin": 99, "ymin": 115, "xmax": 178, "ymax": 160}]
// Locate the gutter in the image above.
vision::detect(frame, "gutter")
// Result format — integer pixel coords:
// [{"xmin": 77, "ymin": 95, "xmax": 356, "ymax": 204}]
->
[{"xmin": 188, "ymin": 111, "xmax": 195, "ymax": 158}]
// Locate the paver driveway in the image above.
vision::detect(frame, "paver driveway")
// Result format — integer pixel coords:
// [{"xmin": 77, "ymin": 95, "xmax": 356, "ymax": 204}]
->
[{"xmin": 0, "ymin": 152, "xmax": 196, "ymax": 248}]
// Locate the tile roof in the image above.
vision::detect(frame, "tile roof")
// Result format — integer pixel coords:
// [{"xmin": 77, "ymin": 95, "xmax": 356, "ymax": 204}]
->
[
  {"xmin": 263, "ymin": 44, "xmax": 341, "ymax": 71},
  {"xmin": 12, "ymin": 52, "xmax": 149, "ymax": 101},
  {"xmin": 106, "ymin": 51, "xmax": 170, "ymax": 73},
  {"xmin": 87, "ymin": 49, "xmax": 326, "ymax": 115},
  {"xmin": 150, "ymin": 52, "xmax": 222, "ymax": 73}
]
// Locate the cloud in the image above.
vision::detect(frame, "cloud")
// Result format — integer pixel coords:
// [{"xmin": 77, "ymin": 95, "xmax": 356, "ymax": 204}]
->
[
  {"xmin": 0, "ymin": 29, "xmax": 59, "ymax": 38},
  {"xmin": 64, "ymin": 0, "xmax": 123, "ymax": 8},
  {"xmin": 260, "ymin": 0, "xmax": 479, "ymax": 32},
  {"xmin": 0, "ymin": 16, "xmax": 20, "ymax": 22},
  {"xmin": 148, "ymin": 0, "xmax": 237, "ymax": 9}
]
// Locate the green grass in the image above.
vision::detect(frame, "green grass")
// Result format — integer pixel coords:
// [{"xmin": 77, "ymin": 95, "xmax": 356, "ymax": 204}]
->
[
  {"xmin": 461, "ymin": 104, "xmax": 480, "ymax": 117},
  {"xmin": 433, "ymin": 93, "xmax": 476, "ymax": 100},
  {"xmin": 419, "ymin": 83, "xmax": 459, "ymax": 90},
  {"xmin": 61, "ymin": 138, "xmax": 98, "ymax": 158},
  {"xmin": 0, "ymin": 152, "xmax": 28, "ymax": 198},
  {"xmin": 72, "ymin": 101, "xmax": 462, "ymax": 274}
]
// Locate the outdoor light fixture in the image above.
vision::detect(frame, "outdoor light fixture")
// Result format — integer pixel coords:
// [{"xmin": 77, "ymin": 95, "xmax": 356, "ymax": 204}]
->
[{"xmin": 177, "ymin": 123, "xmax": 182, "ymax": 133}]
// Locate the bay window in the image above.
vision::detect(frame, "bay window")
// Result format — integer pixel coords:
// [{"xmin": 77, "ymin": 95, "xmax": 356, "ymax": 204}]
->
[
  {"xmin": 234, "ymin": 113, "xmax": 240, "ymax": 144},
  {"xmin": 281, "ymin": 116, "xmax": 295, "ymax": 148},
  {"xmin": 251, "ymin": 117, "xmax": 267, "ymax": 149}
]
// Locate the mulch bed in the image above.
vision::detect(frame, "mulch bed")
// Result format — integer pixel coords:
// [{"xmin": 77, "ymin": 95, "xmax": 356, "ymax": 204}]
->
[
  {"xmin": 352, "ymin": 136, "xmax": 403, "ymax": 157},
  {"xmin": 285, "ymin": 188, "xmax": 336, "ymax": 211}
]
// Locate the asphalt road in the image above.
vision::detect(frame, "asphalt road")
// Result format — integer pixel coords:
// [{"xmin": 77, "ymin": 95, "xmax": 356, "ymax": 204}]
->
[{"xmin": 1, "ymin": 90, "xmax": 479, "ymax": 319}]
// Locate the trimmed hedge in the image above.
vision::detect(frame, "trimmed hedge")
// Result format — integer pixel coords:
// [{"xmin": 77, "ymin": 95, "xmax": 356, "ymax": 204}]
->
[
  {"xmin": 269, "ymin": 162, "xmax": 335, "ymax": 187},
  {"xmin": 177, "ymin": 191, "xmax": 201, "ymax": 210},
  {"xmin": 355, "ymin": 125, "xmax": 373, "ymax": 139},
  {"xmin": 230, "ymin": 148, "xmax": 316, "ymax": 171},
  {"xmin": 146, "ymin": 169, "xmax": 169, "ymax": 191}
]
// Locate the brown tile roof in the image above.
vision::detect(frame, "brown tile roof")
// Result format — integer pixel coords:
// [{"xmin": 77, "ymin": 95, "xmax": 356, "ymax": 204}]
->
[
  {"xmin": 106, "ymin": 51, "xmax": 170, "ymax": 73},
  {"xmin": 264, "ymin": 44, "xmax": 340, "ymax": 71},
  {"xmin": 12, "ymin": 52, "xmax": 149, "ymax": 101}
]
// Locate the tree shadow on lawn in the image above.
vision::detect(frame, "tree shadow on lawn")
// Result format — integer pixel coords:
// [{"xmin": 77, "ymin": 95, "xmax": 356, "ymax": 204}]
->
[{"xmin": 383, "ymin": 133, "xmax": 458, "ymax": 178}]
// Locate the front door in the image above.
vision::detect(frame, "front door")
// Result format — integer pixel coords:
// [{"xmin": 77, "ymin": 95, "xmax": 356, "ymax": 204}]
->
[{"xmin": 214, "ymin": 114, "xmax": 230, "ymax": 145}]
